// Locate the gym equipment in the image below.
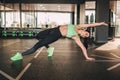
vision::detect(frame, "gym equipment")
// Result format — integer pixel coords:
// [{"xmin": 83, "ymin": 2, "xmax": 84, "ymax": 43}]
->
[
  {"xmin": 2, "ymin": 31, "xmax": 17, "ymax": 38},
  {"xmin": 18, "ymin": 31, "xmax": 34, "ymax": 38},
  {"xmin": 34, "ymin": 31, "xmax": 39, "ymax": 37},
  {"xmin": 28, "ymin": 31, "xmax": 33, "ymax": 37},
  {"xmin": 19, "ymin": 31, "xmax": 24, "ymax": 37},
  {"xmin": 2, "ymin": 31, "xmax": 7, "ymax": 37},
  {"xmin": 11, "ymin": 31, "xmax": 17, "ymax": 37},
  {"xmin": 1, "ymin": 30, "xmax": 37, "ymax": 38}
]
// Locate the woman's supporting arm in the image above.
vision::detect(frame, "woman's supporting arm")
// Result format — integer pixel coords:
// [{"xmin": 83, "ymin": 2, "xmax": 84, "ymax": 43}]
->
[{"xmin": 72, "ymin": 36, "xmax": 95, "ymax": 61}]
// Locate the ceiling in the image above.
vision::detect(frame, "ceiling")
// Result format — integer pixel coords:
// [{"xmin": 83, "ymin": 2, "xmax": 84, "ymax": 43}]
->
[
  {"xmin": 0, "ymin": 2, "xmax": 95, "ymax": 12},
  {"xmin": 1, "ymin": 0, "xmax": 120, "ymax": 19},
  {"xmin": 0, "ymin": 0, "xmax": 85, "ymax": 4},
  {"xmin": 21, "ymin": 4, "xmax": 75, "ymax": 12}
]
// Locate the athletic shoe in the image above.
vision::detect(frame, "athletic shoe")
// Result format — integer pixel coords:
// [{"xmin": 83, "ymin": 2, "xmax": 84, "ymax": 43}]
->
[
  {"xmin": 10, "ymin": 52, "xmax": 23, "ymax": 61},
  {"xmin": 47, "ymin": 47, "xmax": 54, "ymax": 57}
]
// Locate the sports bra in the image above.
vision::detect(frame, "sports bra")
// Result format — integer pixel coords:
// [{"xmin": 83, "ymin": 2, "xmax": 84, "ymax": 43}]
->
[{"xmin": 66, "ymin": 24, "xmax": 78, "ymax": 38}]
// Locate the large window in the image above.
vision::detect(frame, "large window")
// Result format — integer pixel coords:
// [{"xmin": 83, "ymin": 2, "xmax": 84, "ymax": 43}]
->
[
  {"xmin": 0, "ymin": 3, "xmax": 73, "ymax": 29},
  {"xmin": 36, "ymin": 12, "xmax": 71, "ymax": 28},
  {"xmin": 21, "ymin": 12, "xmax": 71, "ymax": 28},
  {"xmin": 0, "ymin": 4, "xmax": 20, "ymax": 28},
  {"xmin": 6, "ymin": 12, "xmax": 20, "ymax": 28},
  {"xmin": 114, "ymin": 1, "xmax": 120, "ymax": 37},
  {"xmin": 85, "ymin": 1, "xmax": 95, "ymax": 23},
  {"xmin": 85, "ymin": 1, "xmax": 95, "ymax": 39}
]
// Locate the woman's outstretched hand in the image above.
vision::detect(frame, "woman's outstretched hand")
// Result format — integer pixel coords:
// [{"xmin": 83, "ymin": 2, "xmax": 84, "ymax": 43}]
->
[
  {"xmin": 86, "ymin": 57, "xmax": 95, "ymax": 61},
  {"xmin": 100, "ymin": 22, "xmax": 108, "ymax": 26}
]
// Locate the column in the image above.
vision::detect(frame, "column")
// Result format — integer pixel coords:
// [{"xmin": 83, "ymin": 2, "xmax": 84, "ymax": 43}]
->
[{"xmin": 95, "ymin": 0, "xmax": 110, "ymax": 43}]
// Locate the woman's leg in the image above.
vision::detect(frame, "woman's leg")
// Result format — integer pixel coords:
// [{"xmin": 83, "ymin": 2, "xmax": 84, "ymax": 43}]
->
[
  {"xmin": 22, "ymin": 40, "xmax": 49, "ymax": 56},
  {"xmin": 21, "ymin": 29, "xmax": 53, "ymax": 56},
  {"xmin": 10, "ymin": 27, "xmax": 62, "ymax": 61},
  {"xmin": 22, "ymin": 27, "xmax": 62, "ymax": 56}
]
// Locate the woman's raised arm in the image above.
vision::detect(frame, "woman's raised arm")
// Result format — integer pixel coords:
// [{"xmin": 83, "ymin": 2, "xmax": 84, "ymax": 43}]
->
[{"xmin": 76, "ymin": 22, "xmax": 108, "ymax": 29}]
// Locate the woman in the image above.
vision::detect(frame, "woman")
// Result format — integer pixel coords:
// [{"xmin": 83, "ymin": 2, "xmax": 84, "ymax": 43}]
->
[{"xmin": 11, "ymin": 22, "xmax": 108, "ymax": 61}]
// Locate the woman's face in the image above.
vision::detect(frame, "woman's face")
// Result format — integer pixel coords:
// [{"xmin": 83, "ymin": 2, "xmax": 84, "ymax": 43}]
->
[{"xmin": 78, "ymin": 30, "xmax": 89, "ymax": 38}]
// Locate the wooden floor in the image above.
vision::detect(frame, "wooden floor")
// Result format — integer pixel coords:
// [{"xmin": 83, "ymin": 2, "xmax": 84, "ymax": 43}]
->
[{"xmin": 0, "ymin": 38, "xmax": 120, "ymax": 80}]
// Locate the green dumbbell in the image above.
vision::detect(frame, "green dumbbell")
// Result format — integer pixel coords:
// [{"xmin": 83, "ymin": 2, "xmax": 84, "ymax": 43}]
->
[
  {"xmin": 28, "ymin": 32, "xmax": 33, "ymax": 37},
  {"xmin": 20, "ymin": 31, "xmax": 24, "ymax": 37},
  {"xmin": 3, "ymin": 31, "xmax": 7, "ymax": 37},
  {"xmin": 12, "ymin": 31, "xmax": 16, "ymax": 37}
]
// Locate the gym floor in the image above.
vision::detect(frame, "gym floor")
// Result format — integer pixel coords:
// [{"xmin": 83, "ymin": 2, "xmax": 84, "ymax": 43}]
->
[{"xmin": 0, "ymin": 38, "xmax": 120, "ymax": 80}]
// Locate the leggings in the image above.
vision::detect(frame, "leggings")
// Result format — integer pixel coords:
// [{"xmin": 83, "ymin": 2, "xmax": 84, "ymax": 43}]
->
[{"xmin": 22, "ymin": 26, "xmax": 62, "ymax": 56}]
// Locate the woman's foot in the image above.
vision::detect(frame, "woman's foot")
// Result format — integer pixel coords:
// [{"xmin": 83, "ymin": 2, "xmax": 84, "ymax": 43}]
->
[
  {"xmin": 47, "ymin": 47, "xmax": 54, "ymax": 57},
  {"xmin": 10, "ymin": 52, "xmax": 23, "ymax": 61}
]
